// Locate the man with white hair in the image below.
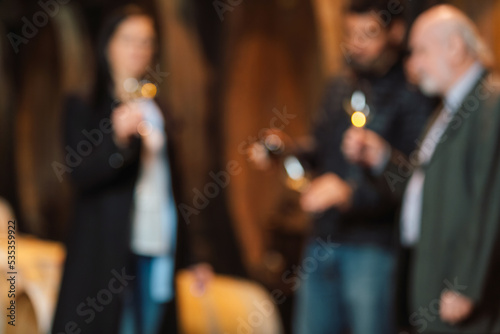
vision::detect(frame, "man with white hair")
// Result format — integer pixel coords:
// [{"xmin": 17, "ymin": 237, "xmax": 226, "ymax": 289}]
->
[{"xmin": 342, "ymin": 4, "xmax": 500, "ymax": 333}]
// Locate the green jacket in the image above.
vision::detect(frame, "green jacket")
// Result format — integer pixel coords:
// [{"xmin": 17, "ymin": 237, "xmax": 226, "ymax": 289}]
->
[{"xmin": 382, "ymin": 72, "xmax": 500, "ymax": 333}]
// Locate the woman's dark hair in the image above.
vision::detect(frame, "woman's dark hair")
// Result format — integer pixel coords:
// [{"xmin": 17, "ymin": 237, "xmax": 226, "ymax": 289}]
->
[{"xmin": 93, "ymin": 5, "xmax": 159, "ymax": 107}]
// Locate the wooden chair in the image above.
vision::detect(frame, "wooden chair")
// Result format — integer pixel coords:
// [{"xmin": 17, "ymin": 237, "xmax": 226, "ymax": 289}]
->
[
  {"xmin": 0, "ymin": 198, "xmax": 65, "ymax": 334},
  {"xmin": 176, "ymin": 270, "xmax": 283, "ymax": 334}
]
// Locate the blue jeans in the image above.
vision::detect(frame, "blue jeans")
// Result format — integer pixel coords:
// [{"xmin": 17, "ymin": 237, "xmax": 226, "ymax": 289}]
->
[
  {"xmin": 120, "ymin": 255, "xmax": 168, "ymax": 334},
  {"xmin": 293, "ymin": 242, "xmax": 396, "ymax": 334}
]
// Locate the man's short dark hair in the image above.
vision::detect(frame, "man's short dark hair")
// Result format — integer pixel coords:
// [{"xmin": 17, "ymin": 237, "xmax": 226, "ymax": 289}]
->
[{"xmin": 347, "ymin": 0, "xmax": 407, "ymax": 23}]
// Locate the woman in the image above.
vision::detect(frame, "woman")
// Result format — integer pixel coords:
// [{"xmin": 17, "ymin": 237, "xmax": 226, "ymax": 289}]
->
[{"xmin": 53, "ymin": 6, "xmax": 182, "ymax": 333}]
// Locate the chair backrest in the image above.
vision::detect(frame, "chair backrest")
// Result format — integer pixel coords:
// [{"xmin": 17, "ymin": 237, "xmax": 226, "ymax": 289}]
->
[
  {"xmin": 0, "ymin": 199, "xmax": 39, "ymax": 334},
  {"xmin": 176, "ymin": 270, "xmax": 283, "ymax": 334},
  {"xmin": 2, "ymin": 292, "xmax": 39, "ymax": 334},
  {"xmin": 0, "ymin": 198, "xmax": 65, "ymax": 334}
]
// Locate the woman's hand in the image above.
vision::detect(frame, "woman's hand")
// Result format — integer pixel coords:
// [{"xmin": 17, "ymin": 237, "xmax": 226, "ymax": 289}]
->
[
  {"xmin": 190, "ymin": 263, "xmax": 214, "ymax": 296},
  {"xmin": 111, "ymin": 102, "xmax": 143, "ymax": 147}
]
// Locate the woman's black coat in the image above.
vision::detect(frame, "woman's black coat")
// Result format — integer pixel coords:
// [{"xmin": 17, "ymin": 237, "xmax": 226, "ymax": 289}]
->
[{"xmin": 52, "ymin": 94, "xmax": 186, "ymax": 334}]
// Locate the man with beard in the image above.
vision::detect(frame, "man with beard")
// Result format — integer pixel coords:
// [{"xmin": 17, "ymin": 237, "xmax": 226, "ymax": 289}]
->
[{"xmin": 287, "ymin": 0, "xmax": 435, "ymax": 333}]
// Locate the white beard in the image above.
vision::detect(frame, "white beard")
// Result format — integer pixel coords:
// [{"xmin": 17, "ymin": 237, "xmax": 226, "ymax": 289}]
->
[{"xmin": 418, "ymin": 74, "xmax": 441, "ymax": 97}]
